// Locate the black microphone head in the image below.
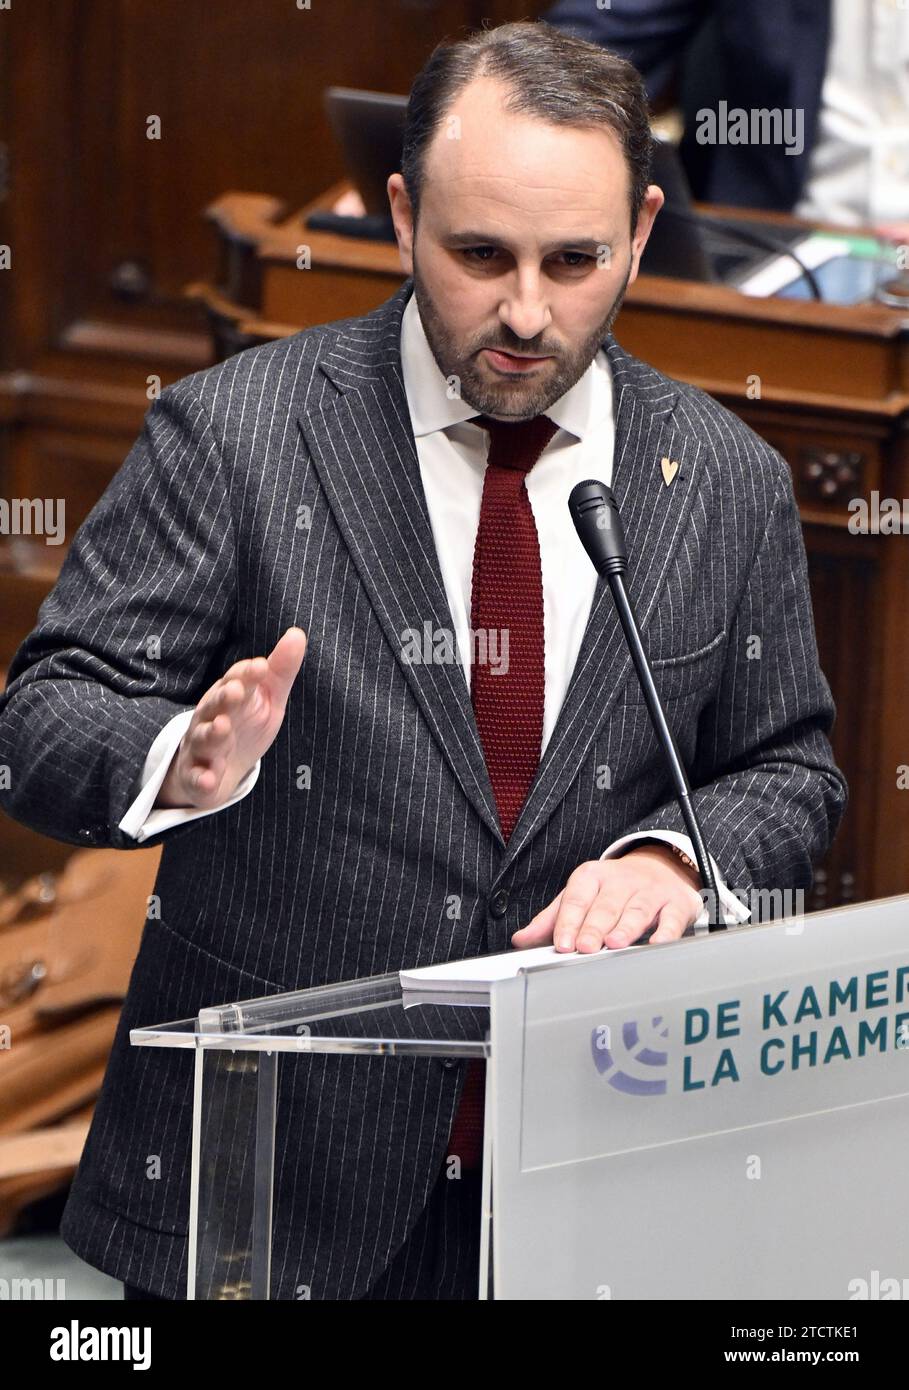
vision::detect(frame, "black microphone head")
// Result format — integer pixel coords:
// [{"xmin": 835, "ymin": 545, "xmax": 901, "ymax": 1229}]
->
[{"xmin": 568, "ymin": 479, "xmax": 628, "ymax": 575}]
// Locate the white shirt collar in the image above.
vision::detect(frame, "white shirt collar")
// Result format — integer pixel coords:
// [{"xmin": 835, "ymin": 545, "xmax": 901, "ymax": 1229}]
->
[{"xmin": 400, "ymin": 290, "xmax": 612, "ymax": 442}]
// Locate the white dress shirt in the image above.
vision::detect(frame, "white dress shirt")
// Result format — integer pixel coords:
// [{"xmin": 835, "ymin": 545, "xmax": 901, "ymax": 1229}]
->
[
  {"xmin": 796, "ymin": 0, "xmax": 909, "ymax": 226},
  {"xmin": 118, "ymin": 294, "xmax": 747, "ymax": 927}
]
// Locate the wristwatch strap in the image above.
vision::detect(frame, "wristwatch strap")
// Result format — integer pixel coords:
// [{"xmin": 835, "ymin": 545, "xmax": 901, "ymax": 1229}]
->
[{"xmin": 626, "ymin": 837, "xmax": 699, "ymax": 875}]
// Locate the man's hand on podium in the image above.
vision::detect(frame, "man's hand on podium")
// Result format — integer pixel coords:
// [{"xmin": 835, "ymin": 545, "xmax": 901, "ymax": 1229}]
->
[
  {"xmin": 154, "ymin": 627, "xmax": 308, "ymax": 811},
  {"xmin": 511, "ymin": 844, "xmax": 703, "ymax": 954}
]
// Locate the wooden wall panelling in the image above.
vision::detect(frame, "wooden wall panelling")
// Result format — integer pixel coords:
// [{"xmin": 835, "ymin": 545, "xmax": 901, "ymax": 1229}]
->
[{"xmin": 0, "ymin": 0, "xmax": 545, "ymax": 875}]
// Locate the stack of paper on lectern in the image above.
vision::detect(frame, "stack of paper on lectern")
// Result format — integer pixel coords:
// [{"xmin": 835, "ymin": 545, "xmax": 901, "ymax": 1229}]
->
[{"xmin": 399, "ymin": 943, "xmax": 627, "ymax": 995}]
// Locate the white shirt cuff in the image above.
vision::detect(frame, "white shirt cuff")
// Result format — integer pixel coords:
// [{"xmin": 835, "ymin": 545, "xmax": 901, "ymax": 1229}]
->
[
  {"xmin": 600, "ymin": 829, "xmax": 751, "ymax": 929},
  {"xmin": 117, "ymin": 708, "xmax": 261, "ymax": 843}
]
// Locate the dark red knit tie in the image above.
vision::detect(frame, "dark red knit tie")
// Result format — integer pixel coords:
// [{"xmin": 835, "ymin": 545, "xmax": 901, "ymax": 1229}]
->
[{"xmin": 446, "ymin": 411, "xmax": 559, "ymax": 1171}]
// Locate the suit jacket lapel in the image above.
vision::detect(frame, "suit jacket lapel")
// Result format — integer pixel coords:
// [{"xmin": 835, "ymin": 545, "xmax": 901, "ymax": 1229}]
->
[
  {"xmin": 498, "ymin": 339, "xmax": 706, "ymax": 873},
  {"xmin": 297, "ymin": 283, "xmax": 504, "ymax": 844}
]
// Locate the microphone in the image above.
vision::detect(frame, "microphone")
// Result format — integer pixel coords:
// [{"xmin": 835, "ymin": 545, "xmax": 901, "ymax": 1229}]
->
[{"xmin": 569, "ymin": 480, "xmax": 724, "ymax": 931}]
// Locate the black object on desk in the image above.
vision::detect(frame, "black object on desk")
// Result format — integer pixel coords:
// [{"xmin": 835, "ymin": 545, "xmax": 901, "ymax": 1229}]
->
[{"xmin": 305, "ymin": 209, "xmax": 396, "ymax": 243}]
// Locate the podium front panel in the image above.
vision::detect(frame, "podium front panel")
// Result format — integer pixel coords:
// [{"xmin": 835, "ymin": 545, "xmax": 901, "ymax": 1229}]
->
[{"xmin": 489, "ymin": 897, "xmax": 909, "ymax": 1299}]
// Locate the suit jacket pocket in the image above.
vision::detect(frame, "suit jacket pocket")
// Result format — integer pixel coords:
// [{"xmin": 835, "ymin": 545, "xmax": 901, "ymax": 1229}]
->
[{"xmin": 621, "ymin": 627, "xmax": 728, "ymax": 704}]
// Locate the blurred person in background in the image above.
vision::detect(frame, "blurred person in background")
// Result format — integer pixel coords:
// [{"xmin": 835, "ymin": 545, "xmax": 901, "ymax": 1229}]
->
[{"xmin": 545, "ymin": 0, "xmax": 909, "ymax": 243}]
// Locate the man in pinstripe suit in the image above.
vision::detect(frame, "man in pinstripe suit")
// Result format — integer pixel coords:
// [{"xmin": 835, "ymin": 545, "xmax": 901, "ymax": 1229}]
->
[{"xmin": 0, "ymin": 21, "xmax": 846, "ymax": 1299}]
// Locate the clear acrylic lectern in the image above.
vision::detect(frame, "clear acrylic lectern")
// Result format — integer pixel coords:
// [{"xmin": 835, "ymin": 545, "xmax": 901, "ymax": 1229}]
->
[
  {"xmin": 132, "ymin": 894, "xmax": 909, "ymax": 1300},
  {"xmin": 132, "ymin": 974, "xmax": 492, "ymax": 1299}
]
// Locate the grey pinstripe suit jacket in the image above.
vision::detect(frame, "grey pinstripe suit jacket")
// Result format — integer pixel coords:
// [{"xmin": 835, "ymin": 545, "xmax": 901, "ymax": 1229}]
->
[{"xmin": 0, "ymin": 279, "xmax": 846, "ymax": 1298}]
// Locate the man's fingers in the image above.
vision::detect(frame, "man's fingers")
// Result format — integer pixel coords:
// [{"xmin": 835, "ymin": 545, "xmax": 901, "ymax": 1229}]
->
[
  {"xmin": 197, "ymin": 670, "xmax": 265, "ymax": 729},
  {"xmin": 574, "ymin": 888, "xmax": 663, "ymax": 952},
  {"xmin": 650, "ymin": 901, "xmax": 699, "ymax": 945},
  {"xmin": 199, "ymin": 630, "xmax": 306, "ymax": 728},
  {"xmin": 266, "ymin": 626, "xmax": 308, "ymax": 689},
  {"xmin": 511, "ymin": 892, "xmax": 563, "ymax": 947},
  {"xmin": 516, "ymin": 865, "xmax": 699, "ymax": 956},
  {"xmin": 188, "ymin": 713, "xmax": 233, "ymax": 755},
  {"xmin": 178, "ymin": 717, "xmax": 231, "ymax": 786},
  {"xmin": 228, "ymin": 660, "xmax": 269, "ymax": 705},
  {"xmin": 194, "ymin": 670, "xmax": 258, "ymax": 726},
  {"xmin": 552, "ymin": 866, "xmax": 617, "ymax": 951},
  {"xmin": 604, "ymin": 891, "xmax": 664, "ymax": 949},
  {"xmin": 207, "ymin": 630, "xmax": 306, "ymax": 713},
  {"xmin": 216, "ymin": 654, "xmax": 269, "ymax": 689},
  {"xmin": 568, "ymin": 890, "xmax": 625, "ymax": 952},
  {"xmin": 188, "ymin": 765, "xmax": 218, "ymax": 793}
]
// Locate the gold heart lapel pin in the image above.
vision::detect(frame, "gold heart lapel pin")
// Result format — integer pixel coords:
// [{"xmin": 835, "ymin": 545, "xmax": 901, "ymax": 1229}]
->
[{"xmin": 660, "ymin": 456, "xmax": 679, "ymax": 487}]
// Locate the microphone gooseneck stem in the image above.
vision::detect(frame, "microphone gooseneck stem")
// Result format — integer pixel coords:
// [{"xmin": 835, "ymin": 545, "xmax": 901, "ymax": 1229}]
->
[{"xmin": 608, "ymin": 573, "xmax": 723, "ymax": 931}]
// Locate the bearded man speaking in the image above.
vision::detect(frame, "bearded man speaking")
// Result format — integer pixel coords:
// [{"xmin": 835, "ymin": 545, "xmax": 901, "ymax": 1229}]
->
[{"xmin": 0, "ymin": 20, "xmax": 846, "ymax": 1300}]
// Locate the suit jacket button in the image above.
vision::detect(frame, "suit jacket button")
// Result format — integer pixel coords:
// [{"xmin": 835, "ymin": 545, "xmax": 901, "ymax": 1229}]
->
[
  {"xmin": 440, "ymin": 1058, "xmax": 458, "ymax": 1070},
  {"xmin": 489, "ymin": 889, "xmax": 509, "ymax": 918}
]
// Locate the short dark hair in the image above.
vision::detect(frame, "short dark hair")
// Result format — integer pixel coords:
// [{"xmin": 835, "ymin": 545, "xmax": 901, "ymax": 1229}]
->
[{"xmin": 401, "ymin": 19, "xmax": 653, "ymax": 237}]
